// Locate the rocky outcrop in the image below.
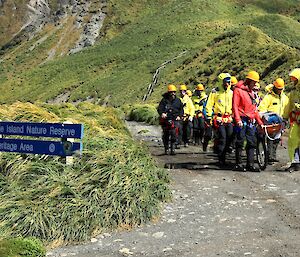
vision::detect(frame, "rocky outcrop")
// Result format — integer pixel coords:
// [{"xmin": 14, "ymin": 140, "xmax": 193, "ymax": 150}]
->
[
  {"xmin": 0, "ymin": 0, "xmax": 107, "ymax": 54},
  {"xmin": 69, "ymin": 5, "xmax": 106, "ymax": 54}
]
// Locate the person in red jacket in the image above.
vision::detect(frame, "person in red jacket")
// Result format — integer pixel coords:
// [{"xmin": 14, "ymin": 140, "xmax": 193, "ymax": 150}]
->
[{"xmin": 233, "ymin": 71, "xmax": 263, "ymax": 171}]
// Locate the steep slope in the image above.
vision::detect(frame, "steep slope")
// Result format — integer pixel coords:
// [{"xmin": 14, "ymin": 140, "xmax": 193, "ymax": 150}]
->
[{"xmin": 0, "ymin": 0, "xmax": 299, "ymax": 105}]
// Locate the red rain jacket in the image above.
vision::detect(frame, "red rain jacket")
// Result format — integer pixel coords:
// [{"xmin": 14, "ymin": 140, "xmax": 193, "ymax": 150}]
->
[{"xmin": 233, "ymin": 81, "xmax": 263, "ymax": 125}]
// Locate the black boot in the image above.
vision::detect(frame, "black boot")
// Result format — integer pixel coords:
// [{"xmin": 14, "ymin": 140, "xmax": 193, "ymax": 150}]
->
[
  {"xmin": 285, "ymin": 163, "xmax": 300, "ymax": 172},
  {"xmin": 202, "ymin": 140, "xmax": 208, "ymax": 152},
  {"xmin": 246, "ymin": 148, "xmax": 260, "ymax": 172},
  {"xmin": 170, "ymin": 143, "xmax": 176, "ymax": 155},
  {"xmin": 164, "ymin": 147, "xmax": 169, "ymax": 155},
  {"xmin": 233, "ymin": 148, "xmax": 246, "ymax": 171}
]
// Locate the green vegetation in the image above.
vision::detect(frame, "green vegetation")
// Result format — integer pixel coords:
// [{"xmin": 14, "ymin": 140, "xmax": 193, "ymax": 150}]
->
[
  {"xmin": 0, "ymin": 237, "xmax": 45, "ymax": 257},
  {"xmin": 125, "ymin": 104, "xmax": 159, "ymax": 125},
  {"xmin": 0, "ymin": 0, "xmax": 299, "ymax": 106},
  {"xmin": 0, "ymin": 102, "xmax": 171, "ymax": 244}
]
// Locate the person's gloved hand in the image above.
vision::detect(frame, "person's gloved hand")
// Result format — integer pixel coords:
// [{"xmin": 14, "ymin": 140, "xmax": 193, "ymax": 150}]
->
[
  {"xmin": 176, "ymin": 116, "xmax": 181, "ymax": 121},
  {"xmin": 205, "ymin": 117, "xmax": 212, "ymax": 125},
  {"xmin": 188, "ymin": 116, "xmax": 193, "ymax": 122},
  {"xmin": 237, "ymin": 120, "xmax": 243, "ymax": 128},
  {"xmin": 161, "ymin": 113, "xmax": 167, "ymax": 119}
]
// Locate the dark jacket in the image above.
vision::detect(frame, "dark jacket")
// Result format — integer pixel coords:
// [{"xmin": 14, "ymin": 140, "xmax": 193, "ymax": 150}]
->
[{"xmin": 157, "ymin": 93, "xmax": 184, "ymax": 120}]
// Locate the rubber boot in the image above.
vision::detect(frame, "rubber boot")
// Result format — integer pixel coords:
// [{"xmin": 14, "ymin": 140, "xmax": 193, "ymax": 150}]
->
[
  {"xmin": 170, "ymin": 143, "xmax": 176, "ymax": 155},
  {"xmin": 285, "ymin": 163, "xmax": 300, "ymax": 172},
  {"xmin": 233, "ymin": 147, "xmax": 245, "ymax": 171},
  {"xmin": 203, "ymin": 140, "xmax": 208, "ymax": 152},
  {"xmin": 246, "ymin": 148, "xmax": 259, "ymax": 172}
]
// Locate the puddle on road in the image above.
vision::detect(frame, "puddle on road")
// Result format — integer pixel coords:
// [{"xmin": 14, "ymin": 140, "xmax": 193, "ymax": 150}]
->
[{"xmin": 164, "ymin": 162, "xmax": 218, "ymax": 170}]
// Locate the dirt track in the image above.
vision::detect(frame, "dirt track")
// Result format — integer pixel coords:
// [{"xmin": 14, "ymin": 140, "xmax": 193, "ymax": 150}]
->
[{"xmin": 48, "ymin": 121, "xmax": 300, "ymax": 257}]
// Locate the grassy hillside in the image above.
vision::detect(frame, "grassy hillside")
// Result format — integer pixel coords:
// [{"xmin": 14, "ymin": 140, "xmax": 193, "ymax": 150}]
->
[{"xmin": 0, "ymin": 0, "xmax": 299, "ymax": 105}]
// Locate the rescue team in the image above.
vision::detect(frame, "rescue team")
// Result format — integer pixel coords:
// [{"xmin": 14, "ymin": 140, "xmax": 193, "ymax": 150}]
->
[{"xmin": 157, "ymin": 69, "xmax": 300, "ymax": 172}]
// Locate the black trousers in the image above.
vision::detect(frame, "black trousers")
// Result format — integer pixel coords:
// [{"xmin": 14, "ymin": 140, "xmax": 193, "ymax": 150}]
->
[
  {"xmin": 215, "ymin": 123, "xmax": 233, "ymax": 161},
  {"xmin": 182, "ymin": 119, "xmax": 192, "ymax": 144},
  {"xmin": 235, "ymin": 124, "xmax": 257, "ymax": 166},
  {"xmin": 175, "ymin": 120, "xmax": 182, "ymax": 146},
  {"xmin": 193, "ymin": 116, "xmax": 205, "ymax": 144},
  {"xmin": 162, "ymin": 126, "xmax": 176, "ymax": 150}
]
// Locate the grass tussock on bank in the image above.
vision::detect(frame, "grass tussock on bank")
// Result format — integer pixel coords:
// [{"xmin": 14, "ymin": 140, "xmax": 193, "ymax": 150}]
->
[
  {"xmin": 124, "ymin": 104, "xmax": 159, "ymax": 125},
  {"xmin": 0, "ymin": 102, "xmax": 171, "ymax": 244}
]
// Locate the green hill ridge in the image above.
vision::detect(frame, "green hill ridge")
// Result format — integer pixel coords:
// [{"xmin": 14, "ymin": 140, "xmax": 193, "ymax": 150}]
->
[{"xmin": 0, "ymin": 0, "xmax": 299, "ymax": 105}]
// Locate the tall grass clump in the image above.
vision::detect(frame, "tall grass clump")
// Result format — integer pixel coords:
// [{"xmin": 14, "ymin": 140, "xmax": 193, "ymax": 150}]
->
[
  {"xmin": 125, "ymin": 104, "xmax": 159, "ymax": 125},
  {"xmin": 0, "ymin": 102, "xmax": 171, "ymax": 244}
]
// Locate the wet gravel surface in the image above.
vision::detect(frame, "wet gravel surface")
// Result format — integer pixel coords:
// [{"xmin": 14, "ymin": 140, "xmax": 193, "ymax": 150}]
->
[{"xmin": 47, "ymin": 121, "xmax": 300, "ymax": 257}]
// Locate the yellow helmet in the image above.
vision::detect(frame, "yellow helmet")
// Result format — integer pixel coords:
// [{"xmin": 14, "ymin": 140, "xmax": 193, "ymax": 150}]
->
[
  {"xmin": 186, "ymin": 90, "xmax": 193, "ymax": 97},
  {"xmin": 273, "ymin": 78, "xmax": 285, "ymax": 89},
  {"xmin": 167, "ymin": 84, "xmax": 177, "ymax": 92},
  {"xmin": 231, "ymin": 76, "xmax": 238, "ymax": 85},
  {"xmin": 218, "ymin": 73, "xmax": 231, "ymax": 81},
  {"xmin": 246, "ymin": 71, "xmax": 260, "ymax": 82},
  {"xmin": 289, "ymin": 68, "xmax": 300, "ymax": 81},
  {"xmin": 179, "ymin": 84, "xmax": 187, "ymax": 91},
  {"xmin": 196, "ymin": 83, "xmax": 204, "ymax": 91}
]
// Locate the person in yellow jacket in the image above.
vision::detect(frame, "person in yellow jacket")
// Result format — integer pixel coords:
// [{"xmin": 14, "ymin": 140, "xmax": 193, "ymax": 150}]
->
[
  {"xmin": 192, "ymin": 83, "xmax": 208, "ymax": 146},
  {"xmin": 206, "ymin": 73, "xmax": 233, "ymax": 165},
  {"xmin": 180, "ymin": 84, "xmax": 195, "ymax": 147},
  {"xmin": 283, "ymin": 68, "xmax": 300, "ymax": 172},
  {"xmin": 258, "ymin": 78, "xmax": 289, "ymax": 163}
]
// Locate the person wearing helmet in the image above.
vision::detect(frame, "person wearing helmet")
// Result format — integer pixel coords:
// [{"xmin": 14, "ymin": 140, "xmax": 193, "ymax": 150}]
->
[
  {"xmin": 253, "ymin": 82, "xmax": 262, "ymax": 106},
  {"xmin": 231, "ymin": 76, "xmax": 238, "ymax": 90},
  {"xmin": 233, "ymin": 70, "xmax": 263, "ymax": 172},
  {"xmin": 258, "ymin": 78, "xmax": 289, "ymax": 163},
  {"xmin": 205, "ymin": 73, "xmax": 233, "ymax": 166},
  {"xmin": 192, "ymin": 83, "xmax": 208, "ymax": 146},
  {"xmin": 283, "ymin": 68, "xmax": 300, "ymax": 172},
  {"xmin": 180, "ymin": 84, "xmax": 195, "ymax": 147},
  {"xmin": 157, "ymin": 84, "xmax": 184, "ymax": 155},
  {"xmin": 186, "ymin": 89, "xmax": 193, "ymax": 97}
]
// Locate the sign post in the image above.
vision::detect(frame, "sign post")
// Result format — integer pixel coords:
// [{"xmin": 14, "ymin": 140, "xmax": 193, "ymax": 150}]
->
[{"xmin": 0, "ymin": 121, "xmax": 84, "ymax": 163}]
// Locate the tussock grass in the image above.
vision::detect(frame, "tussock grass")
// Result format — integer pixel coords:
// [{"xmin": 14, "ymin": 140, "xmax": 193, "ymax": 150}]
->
[
  {"xmin": 125, "ymin": 104, "xmax": 159, "ymax": 125},
  {"xmin": 0, "ymin": 102, "xmax": 171, "ymax": 244}
]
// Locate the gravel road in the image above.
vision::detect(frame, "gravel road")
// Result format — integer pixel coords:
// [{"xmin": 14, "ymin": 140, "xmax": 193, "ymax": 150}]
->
[{"xmin": 47, "ymin": 121, "xmax": 300, "ymax": 257}]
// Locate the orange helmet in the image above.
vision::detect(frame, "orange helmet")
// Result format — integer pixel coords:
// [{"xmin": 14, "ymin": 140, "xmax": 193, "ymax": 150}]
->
[
  {"xmin": 231, "ymin": 76, "xmax": 238, "ymax": 85},
  {"xmin": 167, "ymin": 84, "xmax": 177, "ymax": 92},
  {"xmin": 246, "ymin": 71, "xmax": 260, "ymax": 82},
  {"xmin": 196, "ymin": 84, "xmax": 204, "ymax": 91},
  {"xmin": 273, "ymin": 78, "xmax": 284, "ymax": 89}
]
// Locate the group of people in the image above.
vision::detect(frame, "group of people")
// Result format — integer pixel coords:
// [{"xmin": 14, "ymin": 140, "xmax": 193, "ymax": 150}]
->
[{"xmin": 157, "ymin": 68, "xmax": 300, "ymax": 172}]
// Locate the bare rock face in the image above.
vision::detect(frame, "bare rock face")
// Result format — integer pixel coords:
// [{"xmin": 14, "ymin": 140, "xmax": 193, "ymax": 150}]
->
[
  {"xmin": 69, "ymin": 2, "xmax": 107, "ymax": 54},
  {"xmin": 0, "ymin": 0, "xmax": 107, "ymax": 54}
]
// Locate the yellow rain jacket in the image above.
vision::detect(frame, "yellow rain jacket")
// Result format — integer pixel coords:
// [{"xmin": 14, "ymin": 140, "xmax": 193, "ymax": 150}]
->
[
  {"xmin": 192, "ymin": 92, "xmax": 208, "ymax": 114},
  {"xmin": 181, "ymin": 94, "xmax": 195, "ymax": 117},
  {"xmin": 206, "ymin": 85, "xmax": 233, "ymax": 118},
  {"xmin": 258, "ymin": 85, "xmax": 289, "ymax": 117},
  {"xmin": 284, "ymin": 87, "xmax": 300, "ymax": 160}
]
